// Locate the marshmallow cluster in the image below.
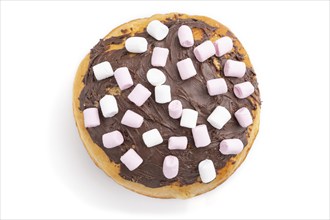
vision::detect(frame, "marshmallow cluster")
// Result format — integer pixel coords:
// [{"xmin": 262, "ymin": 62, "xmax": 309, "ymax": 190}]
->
[{"xmin": 81, "ymin": 20, "xmax": 257, "ymax": 185}]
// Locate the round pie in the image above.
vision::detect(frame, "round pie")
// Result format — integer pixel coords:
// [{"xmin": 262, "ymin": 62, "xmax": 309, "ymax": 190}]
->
[{"xmin": 73, "ymin": 13, "xmax": 261, "ymax": 199}]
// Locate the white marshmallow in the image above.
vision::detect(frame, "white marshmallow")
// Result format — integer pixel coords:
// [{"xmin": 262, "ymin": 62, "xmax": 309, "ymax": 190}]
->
[
  {"xmin": 168, "ymin": 100, "xmax": 183, "ymax": 119},
  {"xmin": 92, "ymin": 61, "xmax": 113, "ymax": 81},
  {"xmin": 180, "ymin": 109, "xmax": 198, "ymax": 128},
  {"xmin": 147, "ymin": 20, "xmax": 169, "ymax": 41},
  {"xmin": 142, "ymin": 129, "xmax": 163, "ymax": 147},
  {"xmin": 207, "ymin": 106, "xmax": 231, "ymax": 129},
  {"xmin": 147, "ymin": 68, "xmax": 166, "ymax": 86},
  {"xmin": 168, "ymin": 136, "xmax": 188, "ymax": 150},
  {"xmin": 219, "ymin": 139, "xmax": 244, "ymax": 155},
  {"xmin": 125, "ymin": 37, "xmax": 148, "ymax": 53},
  {"xmin": 214, "ymin": 36, "xmax": 233, "ymax": 57},
  {"xmin": 155, "ymin": 85, "xmax": 171, "ymax": 104},
  {"xmin": 99, "ymin": 95, "xmax": 118, "ymax": 118},
  {"xmin": 198, "ymin": 159, "xmax": 216, "ymax": 183}
]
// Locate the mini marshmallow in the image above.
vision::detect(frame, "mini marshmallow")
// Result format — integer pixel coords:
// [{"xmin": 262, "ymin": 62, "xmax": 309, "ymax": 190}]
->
[
  {"xmin": 235, "ymin": 107, "xmax": 253, "ymax": 128},
  {"xmin": 83, "ymin": 108, "xmax": 100, "ymax": 128},
  {"xmin": 151, "ymin": 47, "xmax": 169, "ymax": 67},
  {"xmin": 194, "ymin": 40, "xmax": 216, "ymax": 62},
  {"xmin": 180, "ymin": 109, "xmax": 198, "ymax": 128},
  {"xmin": 192, "ymin": 124, "xmax": 211, "ymax": 148},
  {"xmin": 207, "ymin": 106, "xmax": 231, "ymax": 129},
  {"xmin": 114, "ymin": 67, "xmax": 133, "ymax": 90},
  {"xmin": 168, "ymin": 136, "xmax": 188, "ymax": 150},
  {"xmin": 125, "ymin": 37, "xmax": 148, "ymax": 53},
  {"xmin": 121, "ymin": 110, "xmax": 144, "ymax": 128},
  {"xmin": 214, "ymin": 36, "xmax": 233, "ymax": 57},
  {"xmin": 146, "ymin": 68, "xmax": 166, "ymax": 86},
  {"xmin": 99, "ymin": 95, "xmax": 118, "ymax": 118},
  {"xmin": 163, "ymin": 155, "xmax": 179, "ymax": 179},
  {"xmin": 147, "ymin": 20, "xmax": 169, "ymax": 41},
  {"xmin": 168, "ymin": 100, "xmax": 183, "ymax": 119},
  {"xmin": 224, "ymin": 60, "xmax": 246, "ymax": 78},
  {"xmin": 92, "ymin": 61, "xmax": 113, "ymax": 81},
  {"xmin": 206, "ymin": 78, "xmax": 228, "ymax": 96},
  {"xmin": 120, "ymin": 149, "xmax": 143, "ymax": 171},
  {"xmin": 219, "ymin": 139, "xmax": 244, "ymax": 155},
  {"xmin": 198, "ymin": 159, "xmax": 216, "ymax": 183},
  {"xmin": 233, "ymin": 81, "xmax": 255, "ymax": 99},
  {"xmin": 155, "ymin": 85, "xmax": 171, "ymax": 104},
  {"xmin": 102, "ymin": 130, "xmax": 124, "ymax": 149},
  {"xmin": 128, "ymin": 84, "xmax": 152, "ymax": 106},
  {"xmin": 176, "ymin": 58, "xmax": 197, "ymax": 80},
  {"xmin": 178, "ymin": 25, "xmax": 194, "ymax": 47},
  {"xmin": 142, "ymin": 129, "xmax": 163, "ymax": 148}
]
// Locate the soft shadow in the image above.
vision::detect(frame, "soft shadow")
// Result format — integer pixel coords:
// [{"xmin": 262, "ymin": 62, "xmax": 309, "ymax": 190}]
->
[{"xmin": 49, "ymin": 83, "xmax": 189, "ymax": 214}]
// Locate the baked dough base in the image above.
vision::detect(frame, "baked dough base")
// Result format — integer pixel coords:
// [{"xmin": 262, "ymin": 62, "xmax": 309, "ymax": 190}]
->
[{"xmin": 73, "ymin": 13, "xmax": 260, "ymax": 199}]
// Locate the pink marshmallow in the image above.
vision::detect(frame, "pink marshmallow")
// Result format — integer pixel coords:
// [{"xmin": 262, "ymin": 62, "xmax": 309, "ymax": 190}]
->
[
  {"xmin": 206, "ymin": 78, "xmax": 228, "ymax": 96},
  {"xmin": 102, "ymin": 130, "xmax": 124, "ymax": 149},
  {"xmin": 224, "ymin": 60, "xmax": 246, "ymax": 78},
  {"xmin": 234, "ymin": 81, "xmax": 255, "ymax": 99},
  {"xmin": 235, "ymin": 107, "xmax": 253, "ymax": 128},
  {"xmin": 178, "ymin": 25, "xmax": 194, "ymax": 47},
  {"xmin": 214, "ymin": 36, "xmax": 233, "ymax": 57},
  {"xmin": 176, "ymin": 58, "xmax": 197, "ymax": 80},
  {"xmin": 120, "ymin": 149, "xmax": 143, "ymax": 171},
  {"xmin": 192, "ymin": 124, "xmax": 211, "ymax": 148},
  {"xmin": 151, "ymin": 47, "xmax": 169, "ymax": 67},
  {"xmin": 121, "ymin": 110, "xmax": 144, "ymax": 128},
  {"xmin": 168, "ymin": 100, "xmax": 183, "ymax": 119},
  {"xmin": 168, "ymin": 136, "xmax": 188, "ymax": 150},
  {"xmin": 163, "ymin": 155, "xmax": 179, "ymax": 179},
  {"xmin": 114, "ymin": 67, "xmax": 133, "ymax": 90},
  {"xmin": 219, "ymin": 139, "xmax": 244, "ymax": 155},
  {"xmin": 128, "ymin": 83, "xmax": 152, "ymax": 106},
  {"xmin": 83, "ymin": 108, "xmax": 100, "ymax": 128},
  {"xmin": 193, "ymin": 40, "xmax": 216, "ymax": 62}
]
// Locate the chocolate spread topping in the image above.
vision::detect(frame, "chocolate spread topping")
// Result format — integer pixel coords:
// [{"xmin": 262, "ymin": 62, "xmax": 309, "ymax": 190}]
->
[{"xmin": 79, "ymin": 18, "xmax": 261, "ymax": 188}]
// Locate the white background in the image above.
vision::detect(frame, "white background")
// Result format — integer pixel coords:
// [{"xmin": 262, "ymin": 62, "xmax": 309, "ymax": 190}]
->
[{"xmin": 1, "ymin": 1, "xmax": 329, "ymax": 219}]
